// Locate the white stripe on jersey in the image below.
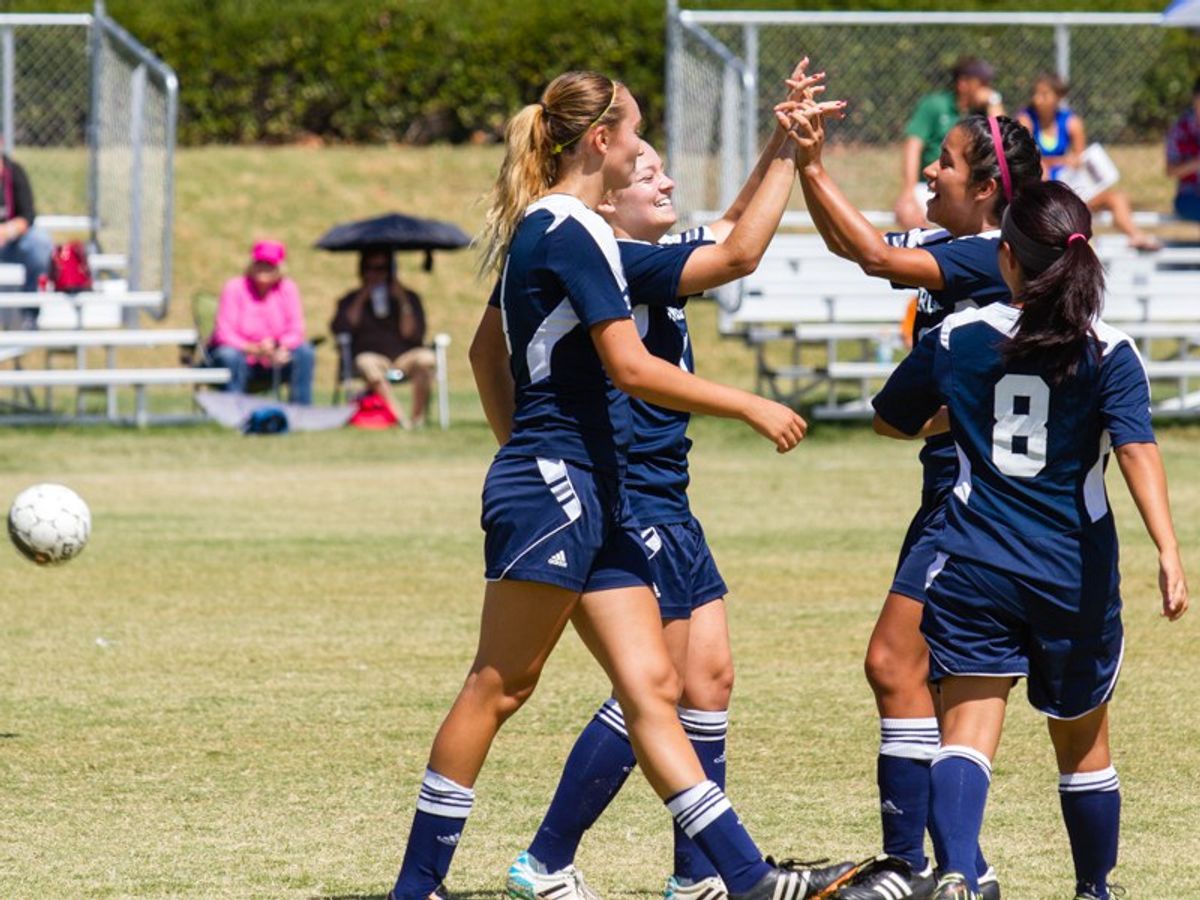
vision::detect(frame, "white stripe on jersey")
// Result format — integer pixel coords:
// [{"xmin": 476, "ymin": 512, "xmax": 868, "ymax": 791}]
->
[
  {"xmin": 526, "ymin": 193, "xmax": 628, "ymax": 295},
  {"xmin": 525, "ymin": 297, "xmax": 579, "ymax": 384}
]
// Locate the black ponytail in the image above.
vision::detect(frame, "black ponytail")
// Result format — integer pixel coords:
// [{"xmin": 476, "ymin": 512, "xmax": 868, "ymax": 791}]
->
[
  {"xmin": 1001, "ymin": 181, "xmax": 1106, "ymax": 384},
  {"xmin": 958, "ymin": 114, "xmax": 1041, "ymax": 220}
]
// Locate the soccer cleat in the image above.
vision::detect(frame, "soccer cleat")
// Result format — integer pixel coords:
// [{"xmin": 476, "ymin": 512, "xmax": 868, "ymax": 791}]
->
[
  {"xmin": 506, "ymin": 851, "xmax": 603, "ymax": 900},
  {"xmin": 729, "ymin": 856, "xmax": 858, "ymax": 900},
  {"xmin": 387, "ymin": 888, "xmax": 448, "ymax": 900},
  {"xmin": 976, "ymin": 866, "xmax": 1000, "ymax": 900},
  {"xmin": 834, "ymin": 854, "xmax": 935, "ymax": 899},
  {"xmin": 930, "ymin": 873, "xmax": 979, "ymax": 900},
  {"xmin": 1073, "ymin": 884, "xmax": 1126, "ymax": 900},
  {"xmin": 664, "ymin": 874, "xmax": 728, "ymax": 900}
]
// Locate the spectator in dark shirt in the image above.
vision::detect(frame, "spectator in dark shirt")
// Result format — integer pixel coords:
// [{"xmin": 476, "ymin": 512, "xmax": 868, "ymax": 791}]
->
[
  {"xmin": 1166, "ymin": 75, "xmax": 1200, "ymax": 223},
  {"xmin": 330, "ymin": 250, "xmax": 436, "ymax": 428},
  {"xmin": 0, "ymin": 146, "xmax": 54, "ymax": 327}
]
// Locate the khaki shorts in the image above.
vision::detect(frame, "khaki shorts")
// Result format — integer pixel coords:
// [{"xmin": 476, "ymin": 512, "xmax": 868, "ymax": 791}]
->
[{"xmin": 356, "ymin": 347, "xmax": 436, "ymax": 383}]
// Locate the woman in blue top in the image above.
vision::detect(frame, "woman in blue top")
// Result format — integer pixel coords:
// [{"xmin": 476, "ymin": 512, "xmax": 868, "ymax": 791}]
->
[
  {"xmin": 779, "ymin": 99, "xmax": 1042, "ymax": 899},
  {"xmin": 473, "ymin": 65, "xmax": 858, "ymax": 900},
  {"xmin": 872, "ymin": 181, "xmax": 1189, "ymax": 900},
  {"xmin": 390, "ymin": 71, "xmax": 825, "ymax": 900},
  {"xmin": 1016, "ymin": 72, "xmax": 1160, "ymax": 251}
]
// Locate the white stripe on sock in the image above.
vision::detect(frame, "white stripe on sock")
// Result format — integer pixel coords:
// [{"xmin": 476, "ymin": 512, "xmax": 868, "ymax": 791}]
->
[
  {"xmin": 880, "ymin": 716, "xmax": 940, "ymax": 761},
  {"xmin": 678, "ymin": 707, "xmax": 728, "ymax": 742},
  {"xmin": 932, "ymin": 744, "xmax": 992, "ymax": 780},
  {"xmin": 416, "ymin": 767, "xmax": 476, "ymax": 818},
  {"xmin": 666, "ymin": 780, "xmax": 732, "ymax": 837},
  {"xmin": 595, "ymin": 697, "xmax": 628, "ymax": 738},
  {"xmin": 1059, "ymin": 766, "xmax": 1119, "ymax": 793}
]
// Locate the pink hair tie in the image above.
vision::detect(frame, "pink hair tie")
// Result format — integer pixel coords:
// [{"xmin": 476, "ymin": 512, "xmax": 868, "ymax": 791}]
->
[
  {"xmin": 1067, "ymin": 233, "xmax": 1087, "ymax": 245},
  {"xmin": 987, "ymin": 115, "xmax": 1012, "ymax": 203}
]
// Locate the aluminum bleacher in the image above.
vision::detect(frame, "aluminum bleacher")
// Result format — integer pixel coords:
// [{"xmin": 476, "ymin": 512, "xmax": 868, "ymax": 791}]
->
[{"xmin": 718, "ymin": 231, "xmax": 1200, "ymax": 418}]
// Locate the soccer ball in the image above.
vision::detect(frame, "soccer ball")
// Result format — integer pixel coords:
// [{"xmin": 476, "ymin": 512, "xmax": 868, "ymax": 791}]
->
[{"xmin": 7, "ymin": 483, "xmax": 91, "ymax": 566}]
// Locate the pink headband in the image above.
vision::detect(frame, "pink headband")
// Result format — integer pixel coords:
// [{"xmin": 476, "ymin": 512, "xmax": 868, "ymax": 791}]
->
[
  {"xmin": 1067, "ymin": 233, "xmax": 1087, "ymax": 245},
  {"xmin": 987, "ymin": 115, "xmax": 1012, "ymax": 203}
]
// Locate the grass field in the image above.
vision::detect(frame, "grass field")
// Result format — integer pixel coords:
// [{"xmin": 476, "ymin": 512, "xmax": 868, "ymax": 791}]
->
[
  {"xmin": 0, "ymin": 418, "xmax": 1198, "ymax": 898},
  {"xmin": 1, "ymin": 139, "xmax": 1197, "ymax": 897}
]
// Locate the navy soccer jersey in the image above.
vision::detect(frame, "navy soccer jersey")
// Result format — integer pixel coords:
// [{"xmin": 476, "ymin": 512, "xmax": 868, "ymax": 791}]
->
[
  {"xmin": 873, "ymin": 303, "xmax": 1155, "ymax": 592},
  {"xmin": 489, "ymin": 193, "xmax": 633, "ymax": 470},
  {"xmin": 885, "ymin": 227, "xmax": 1009, "ymax": 493},
  {"xmin": 619, "ymin": 225, "xmax": 712, "ymax": 523}
]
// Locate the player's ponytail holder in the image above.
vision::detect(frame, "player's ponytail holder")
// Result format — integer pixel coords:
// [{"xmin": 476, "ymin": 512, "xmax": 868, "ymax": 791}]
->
[
  {"xmin": 552, "ymin": 82, "xmax": 619, "ymax": 155},
  {"xmin": 987, "ymin": 115, "xmax": 1013, "ymax": 203},
  {"xmin": 1067, "ymin": 233, "xmax": 1088, "ymax": 246}
]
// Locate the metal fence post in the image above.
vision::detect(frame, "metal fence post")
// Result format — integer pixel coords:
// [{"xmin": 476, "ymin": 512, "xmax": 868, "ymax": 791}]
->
[
  {"xmin": 1, "ymin": 28, "xmax": 14, "ymax": 152},
  {"xmin": 1055, "ymin": 22, "xmax": 1071, "ymax": 82},
  {"xmin": 665, "ymin": 0, "xmax": 680, "ymax": 170},
  {"xmin": 743, "ymin": 23, "xmax": 758, "ymax": 177},
  {"xmin": 126, "ymin": 60, "xmax": 145, "ymax": 322},
  {"xmin": 88, "ymin": 8, "xmax": 104, "ymax": 246},
  {"xmin": 720, "ymin": 61, "xmax": 740, "ymax": 209}
]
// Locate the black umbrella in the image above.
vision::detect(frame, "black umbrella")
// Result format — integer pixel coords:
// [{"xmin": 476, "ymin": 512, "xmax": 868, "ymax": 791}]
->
[{"xmin": 315, "ymin": 212, "xmax": 472, "ymax": 270}]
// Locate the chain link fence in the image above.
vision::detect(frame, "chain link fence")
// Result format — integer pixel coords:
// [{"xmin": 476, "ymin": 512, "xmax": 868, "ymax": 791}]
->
[
  {"xmin": 0, "ymin": 5, "xmax": 176, "ymax": 313},
  {"xmin": 667, "ymin": 5, "xmax": 1178, "ymax": 223}
]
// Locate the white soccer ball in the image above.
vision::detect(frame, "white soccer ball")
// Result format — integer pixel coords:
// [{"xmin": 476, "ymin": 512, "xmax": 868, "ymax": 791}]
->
[{"xmin": 7, "ymin": 483, "xmax": 91, "ymax": 566}]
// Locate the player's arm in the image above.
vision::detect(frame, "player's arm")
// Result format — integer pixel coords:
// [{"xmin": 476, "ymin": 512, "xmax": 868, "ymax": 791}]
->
[
  {"xmin": 468, "ymin": 305, "xmax": 515, "ymax": 446},
  {"xmin": 591, "ymin": 317, "xmax": 807, "ymax": 453},
  {"xmin": 1114, "ymin": 442, "xmax": 1189, "ymax": 621},
  {"xmin": 707, "ymin": 59, "xmax": 825, "ymax": 243},
  {"xmin": 786, "ymin": 105, "xmax": 945, "ymax": 289},
  {"xmin": 873, "ymin": 405, "xmax": 949, "ymax": 440},
  {"xmin": 1065, "ymin": 115, "xmax": 1086, "ymax": 168}
]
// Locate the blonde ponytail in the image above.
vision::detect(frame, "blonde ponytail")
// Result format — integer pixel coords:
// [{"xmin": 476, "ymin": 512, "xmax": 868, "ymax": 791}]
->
[{"xmin": 478, "ymin": 71, "xmax": 624, "ymax": 277}]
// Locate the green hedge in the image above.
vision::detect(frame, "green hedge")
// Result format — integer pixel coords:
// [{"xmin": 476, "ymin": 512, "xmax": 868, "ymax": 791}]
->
[{"xmin": 11, "ymin": 0, "xmax": 1200, "ymax": 145}]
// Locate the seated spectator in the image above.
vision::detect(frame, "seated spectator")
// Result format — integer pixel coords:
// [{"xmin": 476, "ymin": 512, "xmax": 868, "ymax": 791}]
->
[
  {"xmin": 1018, "ymin": 72, "xmax": 1160, "ymax": 250},
  {"xmin": 894, "ymin": 56, "xmax": 1004, "ymax": 229},
  {"xmin": 330, "ymin": 250, "xmax": 436, "ymax": 428},
  {"xmin": 0, "ymin": 142, "xmax": 54, "ymax": 328},
  {"xmin": 210, "ymin": 240, "xmax": 314, "ymax": 405},
  {"xmin": 1167, "ymin": 75, "xmax": 1200, "ymax": 223}
]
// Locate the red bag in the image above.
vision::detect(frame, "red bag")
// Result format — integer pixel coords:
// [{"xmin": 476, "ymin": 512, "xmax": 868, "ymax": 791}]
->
[
  {"xmin": 349, "ymin": 392, "xmax": 398, "ymax": 430},
  {"xmin": 50, "ymin": 242, "xmax": 93, "ymax": 293}
]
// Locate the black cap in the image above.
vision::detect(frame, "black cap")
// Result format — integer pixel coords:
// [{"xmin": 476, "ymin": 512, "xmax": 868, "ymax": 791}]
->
[{"xmin": 953, "ymin": 57, "xmax": 995, "ymax": 85}]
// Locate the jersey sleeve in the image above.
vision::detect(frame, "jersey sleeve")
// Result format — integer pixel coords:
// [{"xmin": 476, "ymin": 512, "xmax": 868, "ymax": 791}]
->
[
  {"xmin": 1099, "ymin": 341, "xmax": 1155, "ymax": 447},
  {"xmin": 923, "ymin": 236, "xmax": 1001, "ymax": 303},
  {"xmin": 548, "ymin": 219, "xmax": 631, "ymax": 327},
  {"xmin": 872, "ymin": 328, "xmax": 943, "ymax": 435},
  {"xmin": 620, "ymin": 240, "xmax": 707, "ymax": 309}
]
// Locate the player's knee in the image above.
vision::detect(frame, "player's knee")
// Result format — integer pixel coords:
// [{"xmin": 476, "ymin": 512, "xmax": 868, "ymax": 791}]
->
[
  {"xmin": 619, "ymin": 658, "xmax": 682, "ymax": 717},
  {"xmin": 462, "ymin": 665, "xmax": 541, "ymax": 722},
  {"xmin": 684, "ymin": 657, "xmax": 734, "ymax": 710},
  {"xmin": 864, "ymin": 635, "xmax": 926, "ymax": 696}
]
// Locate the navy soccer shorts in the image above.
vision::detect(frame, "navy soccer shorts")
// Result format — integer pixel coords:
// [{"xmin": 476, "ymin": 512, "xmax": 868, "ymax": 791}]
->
[
  {"xmin": 482, "ymin": 455, "xmax": 652, "ymax": 594},
  {"xmin": 889, "ymin": 490, "xmax": 949, "ymax": 604},
  {"xmin": 644, "ymin": 516, "xmax": 729, "ymax": 621},
  {"xmin": 923, "ymin": 555, "xmax": 1125, "ymax": 720}
]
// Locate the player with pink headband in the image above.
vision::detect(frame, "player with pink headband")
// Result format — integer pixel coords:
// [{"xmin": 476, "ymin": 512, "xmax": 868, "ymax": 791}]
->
[{"xmin": 779, "ymin": 106, "xmax": 1042, "ymax": 899}]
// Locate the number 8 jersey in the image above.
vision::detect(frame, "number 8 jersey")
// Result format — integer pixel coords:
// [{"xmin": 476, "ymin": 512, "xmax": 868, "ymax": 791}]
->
[{"xmin": 872, "ymin": 303, "xmax": 1155, "ymax": 593}]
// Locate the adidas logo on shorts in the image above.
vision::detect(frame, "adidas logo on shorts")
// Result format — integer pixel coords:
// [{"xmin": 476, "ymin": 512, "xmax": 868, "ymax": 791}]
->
[{"xmin": 547, "ymin": 550, "xmax": 568, "ymax": 568}]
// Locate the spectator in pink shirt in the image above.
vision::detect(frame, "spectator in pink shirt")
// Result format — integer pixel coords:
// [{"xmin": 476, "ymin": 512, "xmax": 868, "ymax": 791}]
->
[{"xmin": 211, "ymin": 239, "xmax": 315, "ymax": 404}]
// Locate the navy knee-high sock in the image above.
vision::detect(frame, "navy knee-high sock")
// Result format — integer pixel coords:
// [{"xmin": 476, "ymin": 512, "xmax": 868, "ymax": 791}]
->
[
  {"xmin": 1060, "ymin": 767, "xmax": 1121, "ymax": 899},
  {"xmin": 667, "ymin": 780, "xmax": 769, "ymax": 894},
  {"xmin": 673, "ymin": 708, "xmax": 729, "ymax": 883},
  {"xmin": 392, "ymin": 768, "xmax": 475, "ymax": 900},
  {"xmin": 877, "ymin": 717, "xmax": 938, "ymax": 871},
  {"xmin": 929, "ymin": 745, "xmax": 992, "ymax": 892},
  {"xmin": 527, "ymin": 698, "xmax": 636, "ymax": 873}
]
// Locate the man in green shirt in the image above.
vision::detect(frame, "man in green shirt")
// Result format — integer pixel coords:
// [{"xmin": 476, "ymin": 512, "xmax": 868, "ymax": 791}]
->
[{"xmin": 894, "ymin": 56, "xmax": 1003, "ymax": 228}]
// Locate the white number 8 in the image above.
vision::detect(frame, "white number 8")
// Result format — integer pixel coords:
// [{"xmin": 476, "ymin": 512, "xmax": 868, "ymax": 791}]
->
[{"xmin": 993, "ymin": 374, "xmax": 1049, "ymax": 477}]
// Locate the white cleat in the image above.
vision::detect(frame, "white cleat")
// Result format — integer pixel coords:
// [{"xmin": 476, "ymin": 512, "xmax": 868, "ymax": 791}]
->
[
  {"xmin": 664, "ymin": 874, "xmax": 729, "ymax": 900},
  {"xmin": 506, "ymin": 851, "xmax": 603, "ymax": 900}
]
